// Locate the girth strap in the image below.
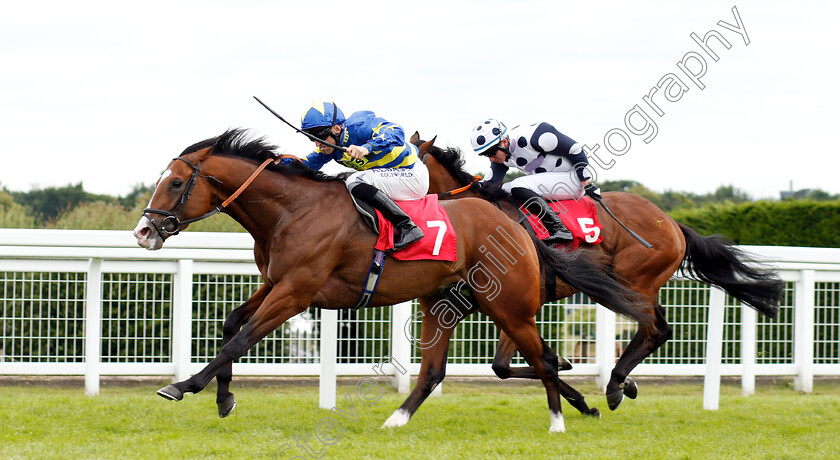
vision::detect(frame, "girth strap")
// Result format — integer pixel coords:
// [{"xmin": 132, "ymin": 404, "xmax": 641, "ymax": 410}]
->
[{"xmin": 353, "ymin": 249, "xmax": 387, "ymax": 310}]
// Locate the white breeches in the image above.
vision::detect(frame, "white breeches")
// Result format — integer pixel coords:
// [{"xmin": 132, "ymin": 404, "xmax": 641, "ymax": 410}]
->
[
  {"xmin": 345, "ymin": 161, "xmax": 429, "ymax": 201},
  {"xmin": 502, "ymin": 171, "xmax": 585, "ymax": 201}
]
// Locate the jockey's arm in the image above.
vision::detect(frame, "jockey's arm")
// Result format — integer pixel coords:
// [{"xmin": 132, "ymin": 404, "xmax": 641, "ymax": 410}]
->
[
  {"xmin": 530, "ymin": 122, "xmax": 592, "ymax": 183},
  {"xmin": 299, "ymin": 149, "xmax": 332, "ymax": 171},
  {"xmin": 361, "ymin": 122, "xmax": 406, "ymax": 158},
  {"xmin": 484, "ymin": 161, "xmax": 509, "ymax": 183}
]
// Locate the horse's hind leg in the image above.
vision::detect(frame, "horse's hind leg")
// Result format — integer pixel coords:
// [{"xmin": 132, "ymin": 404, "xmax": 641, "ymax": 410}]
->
[
  {"xmin": 492, "ymin": 331, "xmax": 572, "ymax": 378},
  {"xmin": 382, "ymin": 294, "xmax": 455, "ymax": 428},
  {"xmin": 215, "ymin": 283, "xmax": 270, "ymax": 417},
  {"xmin": 492, "ymin": 331, "xmax": 599, "ymax": 418},
  {"xmin": 606, "ymin": 302, "xmax": 672, "ymax": 410}
]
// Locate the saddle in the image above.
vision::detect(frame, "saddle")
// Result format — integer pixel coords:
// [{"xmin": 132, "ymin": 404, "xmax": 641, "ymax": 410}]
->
[{"xmin": 519, "ymin": 197, "xmax": 604, "ymax": 251}]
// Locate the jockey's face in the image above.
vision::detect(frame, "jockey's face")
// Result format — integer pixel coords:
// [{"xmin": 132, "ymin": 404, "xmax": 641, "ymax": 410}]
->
[
  {"xmin": 487, "ymin": 138, "xmax": 509, "ymax": 164},
  {"xmin": 313, "ymin": 125, "xmax": 341, "ymax": 155}
]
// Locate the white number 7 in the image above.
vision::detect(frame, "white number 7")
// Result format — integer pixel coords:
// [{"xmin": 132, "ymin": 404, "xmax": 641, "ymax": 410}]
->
[{"xmin": 427, "ymin": 220, "xmax": 447, "ymax": 255}]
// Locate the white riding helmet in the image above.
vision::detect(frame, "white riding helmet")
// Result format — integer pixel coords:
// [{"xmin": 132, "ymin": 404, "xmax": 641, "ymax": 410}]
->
[{"xmin": 470, "ymin": 119, "xmax": 507, "ymax": 155}]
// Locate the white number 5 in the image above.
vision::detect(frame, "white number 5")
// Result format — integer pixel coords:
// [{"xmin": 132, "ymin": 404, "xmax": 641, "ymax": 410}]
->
[
  {"xmin": 577, "ymin": 218, "xmax": 600, "ymax": 243},
  {"xmin": 427, "ymin": 220, "xmax": 447, "ymax": 255}
]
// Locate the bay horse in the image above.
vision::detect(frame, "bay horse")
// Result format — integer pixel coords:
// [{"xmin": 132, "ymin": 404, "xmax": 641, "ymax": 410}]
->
[
  {"xmin": 412, "ymin": 135, "xmax": 784, "ymax": 410},
  {"xmin": 133, "ymin": 129, "xmax": 647, "ymax": 432}
]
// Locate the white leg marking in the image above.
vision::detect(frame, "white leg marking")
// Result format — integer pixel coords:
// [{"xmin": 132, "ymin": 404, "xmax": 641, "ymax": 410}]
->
[
  {"xmin": 381, "ymin": 409, "xmax": 410, "ymax": 428},
  {"xmin": 549, "ymin": 411, "xmax": 565, "ymax": 433}
]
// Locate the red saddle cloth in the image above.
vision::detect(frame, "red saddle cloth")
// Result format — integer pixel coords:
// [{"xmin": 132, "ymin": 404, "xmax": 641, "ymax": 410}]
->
[
  {"xmin": 374, "ymin": 195, "xmax": 458, "ymax": 261},
  {"xmin": 524, "ymin": 197, "xmax": 604, "ymax": 250}
]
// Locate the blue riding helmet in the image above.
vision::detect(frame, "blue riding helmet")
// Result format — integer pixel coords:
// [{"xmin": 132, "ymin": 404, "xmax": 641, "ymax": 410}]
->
[{"xmin": 300, "ymin": 102, "xmax": 346, "ymax": 131}]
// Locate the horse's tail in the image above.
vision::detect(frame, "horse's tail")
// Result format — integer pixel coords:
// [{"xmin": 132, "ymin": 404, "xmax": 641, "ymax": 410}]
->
[
  {"xmin": 529, "ymin": 233, "xmax": 652, "ymax": 323},
  {"xmin": 678, "ymin": 223, "xmax": 783, "ymax": 319}
]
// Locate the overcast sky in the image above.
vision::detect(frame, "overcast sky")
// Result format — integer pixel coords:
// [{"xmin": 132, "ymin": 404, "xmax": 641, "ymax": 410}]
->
[{"xmin": 1, "ymin": 0, "xmax": 837, "ymax": 200}]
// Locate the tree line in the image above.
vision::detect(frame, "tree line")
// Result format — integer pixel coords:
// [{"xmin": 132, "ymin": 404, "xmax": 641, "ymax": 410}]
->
[{"xmin": 2, "ymin": 180, "xmax": 839, "ymax": 246}]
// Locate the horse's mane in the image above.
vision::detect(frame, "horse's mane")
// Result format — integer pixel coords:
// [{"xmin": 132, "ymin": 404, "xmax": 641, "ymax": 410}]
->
[
  {"xmin": 425, "ymin": 144, "xmax": 512, "ymax": 201},
  {"xmin": 181, "ymin": 128, "xmax": 345, "ymax": 182}
]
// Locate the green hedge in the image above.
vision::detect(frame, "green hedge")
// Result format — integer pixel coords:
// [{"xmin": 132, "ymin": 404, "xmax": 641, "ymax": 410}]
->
[{"xmin": 669, "ymin": 200, "xmax": 840, "ymax": 247}]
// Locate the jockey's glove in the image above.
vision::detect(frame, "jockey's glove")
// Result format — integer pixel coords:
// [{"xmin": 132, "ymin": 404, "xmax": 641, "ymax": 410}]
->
[{"xmin": 584, "ymin": 183, "xmax": 602, "ymax": 201}]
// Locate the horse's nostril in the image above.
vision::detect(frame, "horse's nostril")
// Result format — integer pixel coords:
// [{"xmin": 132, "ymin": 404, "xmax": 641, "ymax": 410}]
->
[{"xmin": 139, "ymin": 227, "xmax": 150, "ymax": 238}]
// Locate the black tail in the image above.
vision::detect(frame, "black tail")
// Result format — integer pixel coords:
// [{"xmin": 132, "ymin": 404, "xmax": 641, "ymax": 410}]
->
[
  {"xmin": 678, "ymin": 223, "xmax": 783, "ymax": 319},
  {"xmin": 529, "ymin": 233, "xmax": 652, "ymax": 323}
]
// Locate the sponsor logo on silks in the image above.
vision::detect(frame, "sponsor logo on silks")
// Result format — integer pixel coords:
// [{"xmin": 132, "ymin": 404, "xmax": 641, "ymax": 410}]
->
[{"xmin": 340, "ymin": 152, "xmax": 369, "ymax": 170}]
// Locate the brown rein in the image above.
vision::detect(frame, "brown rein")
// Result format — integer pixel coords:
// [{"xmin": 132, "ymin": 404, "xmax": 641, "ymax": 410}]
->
[{"xmin": 220, "ymin": 155, "xmax": 291, "ymax": 208}]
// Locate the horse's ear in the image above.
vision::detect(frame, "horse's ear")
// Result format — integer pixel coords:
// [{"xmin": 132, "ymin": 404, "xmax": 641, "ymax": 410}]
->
[
  {"xmin": 418, "ymin": 136, "xmax": 437, "ymax": 159},
  {"xmin": 410, "ymin": 131, "xmax": 420, "ymax": 145},
  {"xmin": 191, "ymin": 147, "xmax": 213, "ymax": 162}
]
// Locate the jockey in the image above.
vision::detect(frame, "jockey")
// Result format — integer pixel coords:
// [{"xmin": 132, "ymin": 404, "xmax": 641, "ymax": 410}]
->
[
  {"xmin": 299, "ymin": 102, "xmax": 428, "ymax": 250},
  {"xmin": 470, "ymin": 119, "xmax": 593, "ymax": 244}
]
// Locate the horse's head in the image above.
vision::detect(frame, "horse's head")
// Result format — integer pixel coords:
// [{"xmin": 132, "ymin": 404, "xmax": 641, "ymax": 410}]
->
[
  {"xmin": 411, "ymin": 132, "xmax": 476, "ymax": 196},
  {"xmin": 133, "ymin": 146, "xmax": 220, "ymax": 250}
]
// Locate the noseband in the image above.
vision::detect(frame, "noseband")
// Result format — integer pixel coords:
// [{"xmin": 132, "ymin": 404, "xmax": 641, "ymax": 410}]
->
[{"xmin": 142, "ymin": 157, "xmax": 223, "ymax": 237}]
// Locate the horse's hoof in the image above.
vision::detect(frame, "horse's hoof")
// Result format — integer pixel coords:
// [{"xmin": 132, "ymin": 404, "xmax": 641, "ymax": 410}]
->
[
  {"xmin": 606, "ymin": 390, "xmax": 624, "ymax": 411},
  {"xmin": 558, "ymin": 357, "xmax": 573, "ymax": 371},
  {"xmin": 157, "ymin": 384, "xmax": 183, "ymax": 401},
  {"xmin": 622, "ymin": 378, "xmax": 638, "ymax": 399},
  {"xmin": 585, "ymin": 407, "xmax": 601, "ymax": 418},
  {"xmin": 218, "ymin": 395, "xmax": 236, "ymax": 418}
]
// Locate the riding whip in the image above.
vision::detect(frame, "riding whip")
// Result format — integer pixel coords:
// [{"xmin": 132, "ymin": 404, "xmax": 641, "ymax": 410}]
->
[
  {"xmin": 589, "ymin": 192, "xmax": 653, "ymax": 249},
  {"xmin": 253, "ymin": 96, "xmax": 348, "ymax": 152}
]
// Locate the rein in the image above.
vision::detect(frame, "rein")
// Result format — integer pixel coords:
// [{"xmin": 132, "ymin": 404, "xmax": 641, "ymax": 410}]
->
[
  {"xmin": 143, "ymin": 155, "xmax": 295, "ymax": 237},
  {"xmin": 437, "ymin": 175, "xmax": 482, "ymax": 199}
]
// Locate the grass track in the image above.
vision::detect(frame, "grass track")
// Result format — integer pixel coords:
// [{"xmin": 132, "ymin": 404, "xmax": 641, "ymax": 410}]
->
[{"xmin": 1, "ymin": 379, "xmax": 838, "ymax": 459}]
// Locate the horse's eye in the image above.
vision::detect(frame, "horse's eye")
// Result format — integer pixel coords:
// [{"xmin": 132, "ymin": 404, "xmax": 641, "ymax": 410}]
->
[{"xmin": 171, "ymin": 179, "xmax": 184, "ymax": 189}]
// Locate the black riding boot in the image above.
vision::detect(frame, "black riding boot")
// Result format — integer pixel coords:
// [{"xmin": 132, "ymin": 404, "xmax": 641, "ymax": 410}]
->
[
  {"xmin": 510, "ymin": 187, "xmax": 572, "ymax": 244},
  {"xmin": 349, "ymin": 182, "xmax": 424, "ymax": 250}
]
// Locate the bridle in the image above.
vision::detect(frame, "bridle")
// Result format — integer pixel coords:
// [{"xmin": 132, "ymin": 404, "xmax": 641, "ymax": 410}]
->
[
  {"xmin": 142, "ymin": 155, "xmax": 290, "ymax": 238},
  {"xmin": 142, "ymin": 157, "xmax": 223, "ymax": 237},
  {"xmin": 437, "ymin": 175, "xmax": 482, "ymax": 199}
]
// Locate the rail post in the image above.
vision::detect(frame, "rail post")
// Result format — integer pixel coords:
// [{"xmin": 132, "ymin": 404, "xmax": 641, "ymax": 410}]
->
[
  {"xmin": 319, "ymin": 309, "xmax": 338, "ymax": 409},
  {"xmin": 794, "ymin": 270, "xmax": 815, "ymax": 393},
  {"xmin": 85, "ymin": 258, "xmax": 102, "ymax": 396},
  {"xmin": 172, "ymin": 259, "xmax": 194, "ymax": 382},
  {"xmin": 703, "ymin": 287, "xmax": 726, "ymax": 410}
]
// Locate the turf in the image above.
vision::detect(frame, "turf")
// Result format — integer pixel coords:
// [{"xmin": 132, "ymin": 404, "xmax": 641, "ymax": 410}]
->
[{"xmin": 1, "ymin": 378, "xmax": 838, "ymax": 459}]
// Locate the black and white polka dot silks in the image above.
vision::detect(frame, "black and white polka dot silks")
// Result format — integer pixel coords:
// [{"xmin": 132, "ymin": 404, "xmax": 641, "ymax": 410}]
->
[{"xmin": 503, "ymin": 122, "xmax": 589, "ymax": 179}]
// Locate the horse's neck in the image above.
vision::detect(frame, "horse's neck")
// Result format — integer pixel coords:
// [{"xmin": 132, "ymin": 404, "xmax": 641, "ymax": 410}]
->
[
  {"xmin": 212, "ymin": 157, "xmax": 355, "ymax": 245},
  {"xmin": 211, "ymin": 158, "xmax": 301, "ymax": 240}
]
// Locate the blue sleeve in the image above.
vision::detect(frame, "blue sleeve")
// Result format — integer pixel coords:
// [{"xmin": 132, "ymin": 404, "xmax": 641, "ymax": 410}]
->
[
  {"xmin": 485, "ymin": 162, "xmax": 509, "ymax": 183},
  {"xmin": 300, "ymin": 150, "xmax": 331, "ymax": 171},
  {"xmin": 362, "ymin": 122, "xmax": 405, "ymax": 154}
]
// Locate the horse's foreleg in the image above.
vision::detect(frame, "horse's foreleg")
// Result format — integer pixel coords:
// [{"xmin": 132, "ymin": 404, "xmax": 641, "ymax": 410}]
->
[
  {"xmin": 496, "ymin": 316, "xmax": 565, "ymax": 433},
  {"xmin": 382, "ymin": 294, "xmax": 455, "ymax": 428},
  {"xmin": 606, "ymin": 303, "xmax": 672, "ymax": 410},
  {"xmin": 158, "ymin": 283, "xmax": 308, "ymax": 405},
  {"xmin": 215, "ymin": 283, "xmax": 271, "ymax": 418}
]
